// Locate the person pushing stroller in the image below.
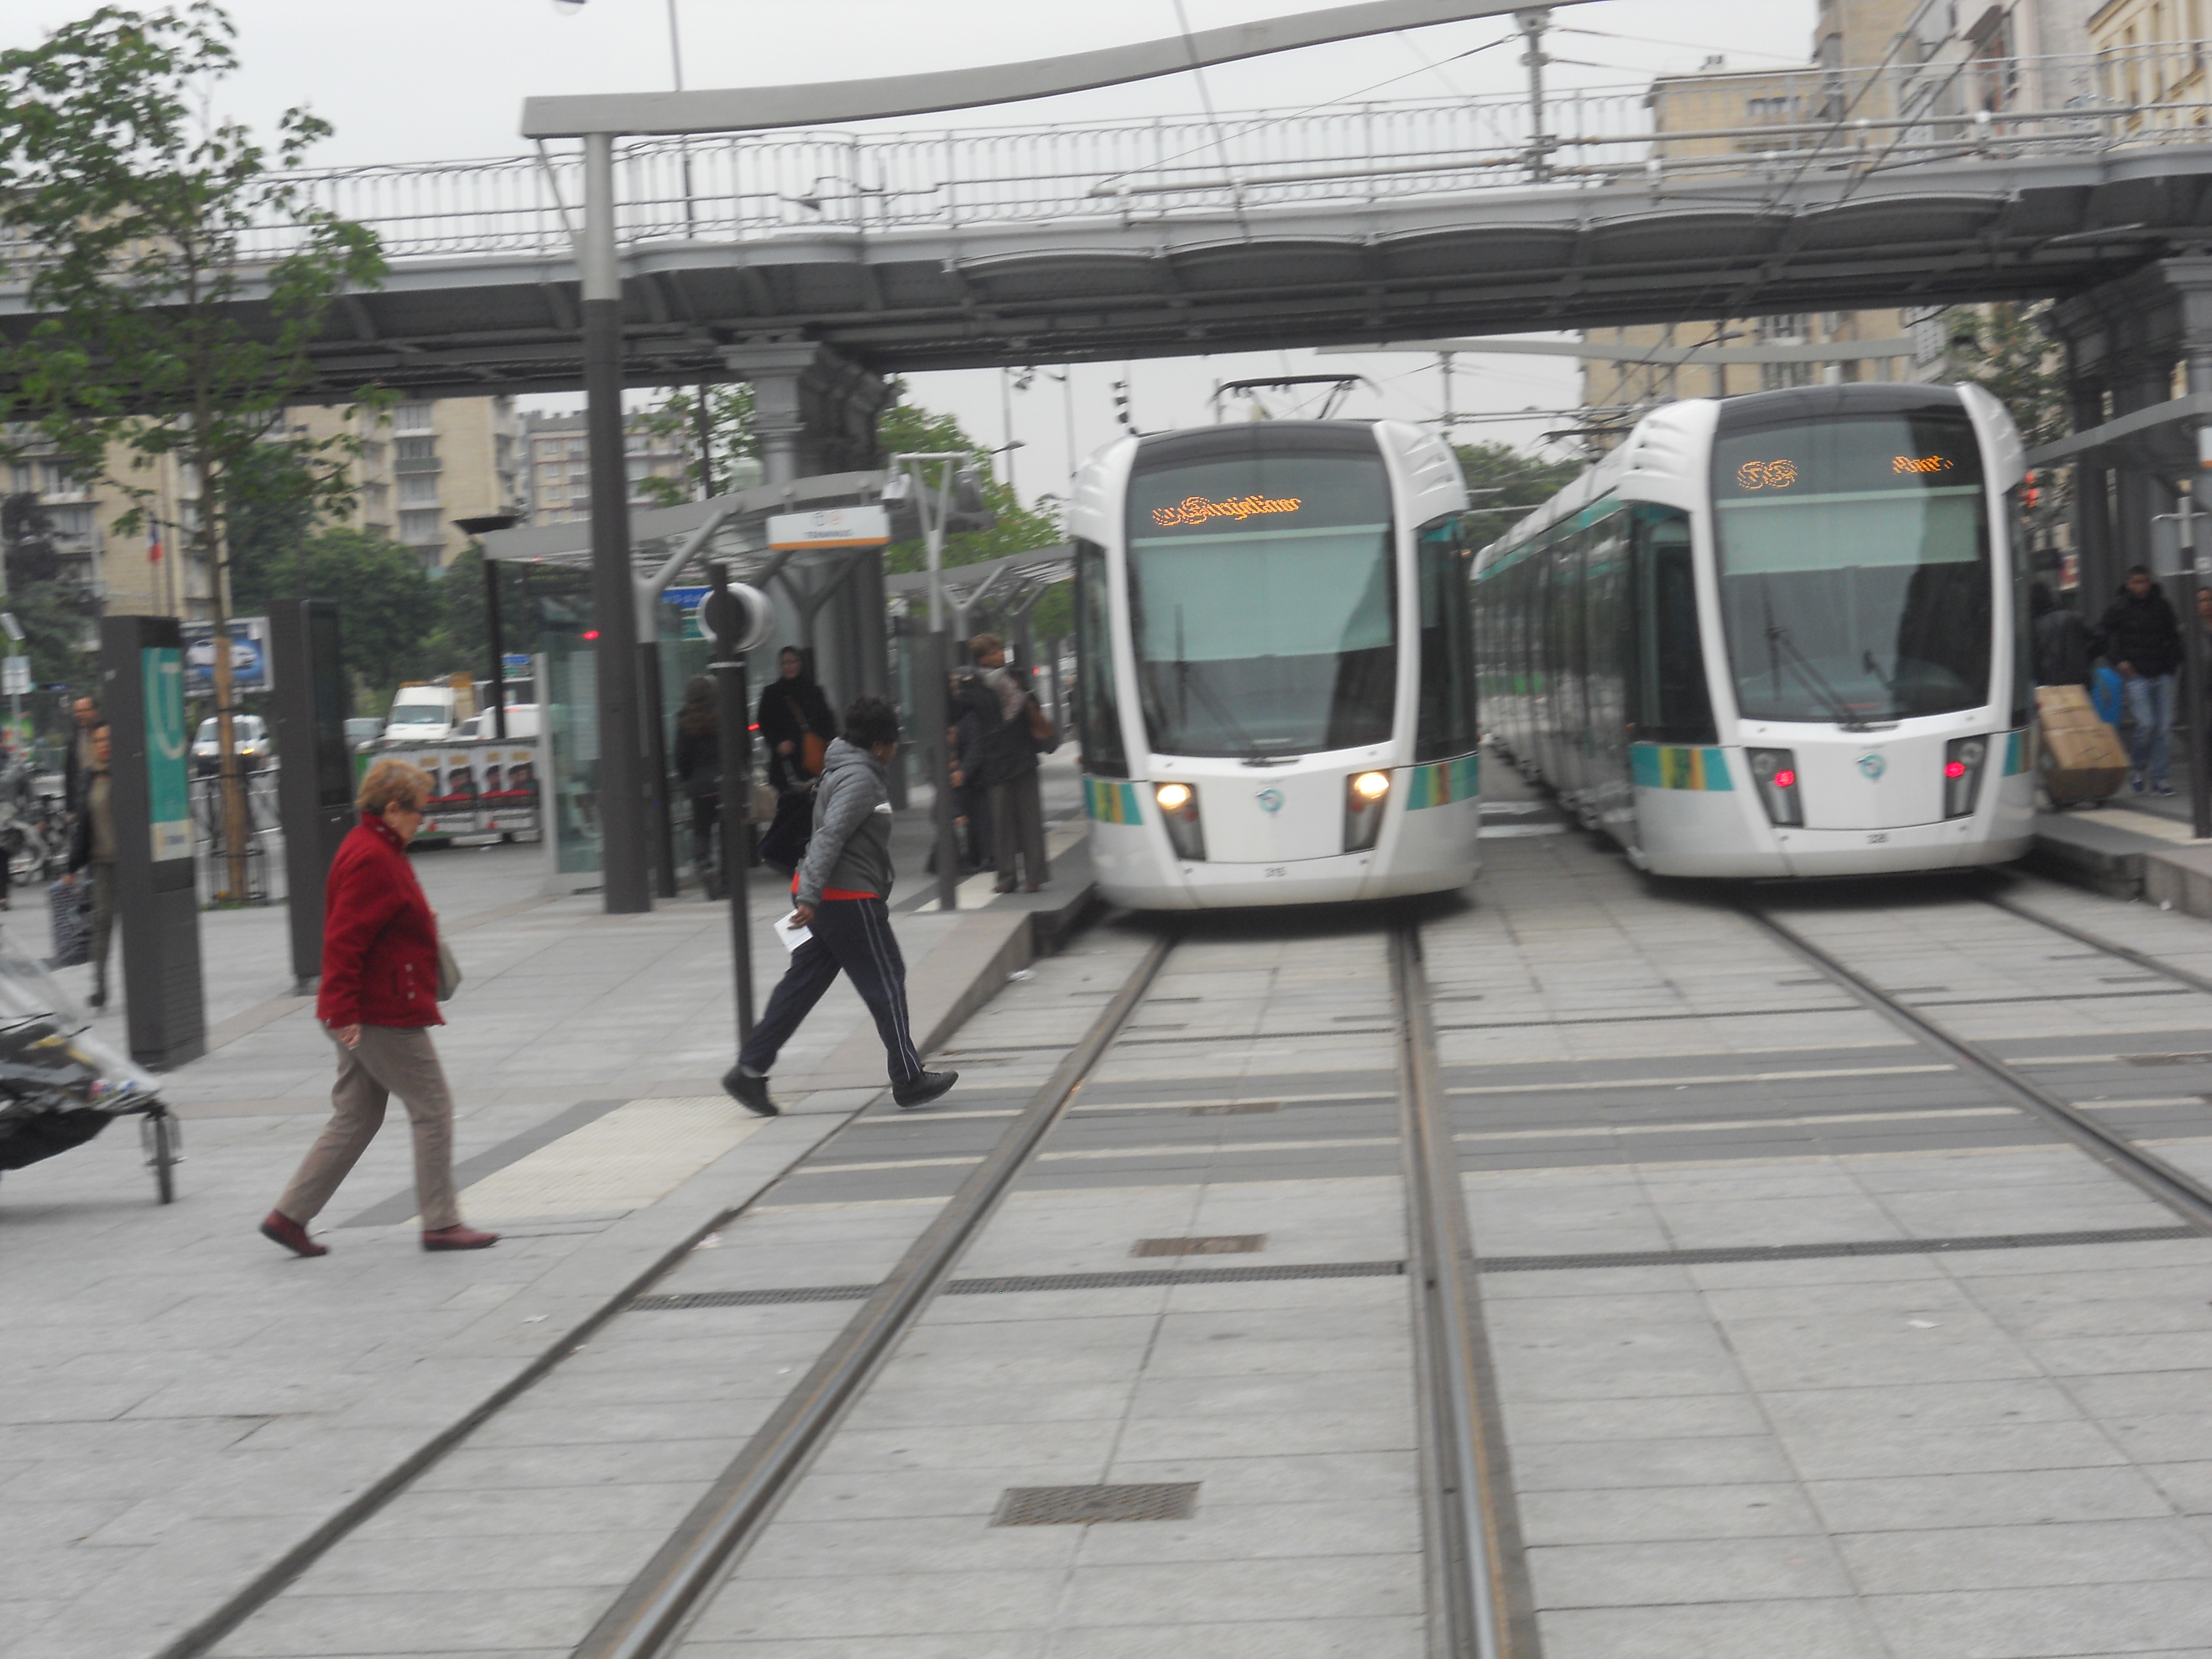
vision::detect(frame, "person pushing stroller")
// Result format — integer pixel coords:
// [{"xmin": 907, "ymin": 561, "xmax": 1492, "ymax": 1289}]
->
[{"xmin": 723, "ymin": 693, "xmax": 957, "ymax": 1117}]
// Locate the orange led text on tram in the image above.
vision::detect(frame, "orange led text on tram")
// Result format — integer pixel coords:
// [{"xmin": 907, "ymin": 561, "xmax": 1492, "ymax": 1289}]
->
[
  {"xmin": 1151, "ymin": 494, "xmax": 1304, "ymax": 527},
  {"xmin": 1734, "ymin": 459, "xmax": 1799, "ymax": 491},
  {"xmin": 1892, "ymin": 454, "xmax": 1955, "ymax": 474}
]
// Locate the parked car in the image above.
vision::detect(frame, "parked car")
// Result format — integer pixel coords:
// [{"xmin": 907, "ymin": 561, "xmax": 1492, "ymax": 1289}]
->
[
  {"xmin": 190, "ymin": 714, "xmax": 272, "ymax": 776},
  {"xmin": 344, "ymin": 717, "xmax": 383, "ymax": 752}
]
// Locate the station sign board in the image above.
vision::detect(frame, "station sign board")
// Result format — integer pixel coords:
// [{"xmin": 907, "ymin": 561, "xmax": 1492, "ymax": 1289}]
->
[{"xmin": 766, "ymin": 505, "xmax": 890, "ymax": 551}]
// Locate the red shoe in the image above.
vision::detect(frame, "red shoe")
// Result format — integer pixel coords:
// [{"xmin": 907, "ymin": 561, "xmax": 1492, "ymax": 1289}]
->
[
  {"xmin": 422, "ymin": 1224, "xmax": 499, "ymax": 1251},
  {"xmin": 259, "ymin": 1210, "xmax": 328, "ymax": 1258}
]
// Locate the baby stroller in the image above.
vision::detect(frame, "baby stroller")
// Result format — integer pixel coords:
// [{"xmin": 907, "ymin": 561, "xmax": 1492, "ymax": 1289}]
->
[{"xmin": 0, "ymin": 933, "xmax": 176, "ymax": 1202}]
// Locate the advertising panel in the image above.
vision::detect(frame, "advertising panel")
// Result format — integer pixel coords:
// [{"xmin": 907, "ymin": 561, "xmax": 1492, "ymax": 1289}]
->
[
  {"xmin": 142, "ymin": 645, "xmax": 192, "ymax": 862},
  {"xmin": 180, "ymin": 617, "xmax": 272, "ymax": 696},
  {"xmin": 368, "ymin": 737, "xmax": 543, "ymax": 840}
]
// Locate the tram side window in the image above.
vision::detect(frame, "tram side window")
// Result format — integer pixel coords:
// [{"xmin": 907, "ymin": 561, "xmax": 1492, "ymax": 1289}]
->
[
  {"xmin": 1415, "ymin": 513, "xmax": 1480, "ymax": 761},
  {"xmin": 1631, "ymin": 507, "xmax": 1717, "ymax": 745},
  {"xmin": 1072, "ymin": 540, "xmax": 1129, "ymax": 777}
]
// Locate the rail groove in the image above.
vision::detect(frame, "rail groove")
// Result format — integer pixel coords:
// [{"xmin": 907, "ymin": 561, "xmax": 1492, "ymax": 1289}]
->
[
  {"xmin": 1395, "ymin": 926, "xmax": 1540, "ymax": 1659},
  {"xmin": 570, "ymin": 931, "xmax": 1176, "ymax": 1659},
  {"xmin": 1741, "ymin": 904, "xmax": 2212, "ymax": 1236}
]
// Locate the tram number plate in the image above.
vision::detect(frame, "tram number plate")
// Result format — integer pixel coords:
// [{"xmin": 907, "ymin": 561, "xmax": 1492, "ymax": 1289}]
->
[
  {"xmin": 1866, "ymin": 833, "xmax": 1889, "ymax": 844},
  {"xmin": 1264, "ymin": 866, "xmax": 1288, "ymax": 878}
]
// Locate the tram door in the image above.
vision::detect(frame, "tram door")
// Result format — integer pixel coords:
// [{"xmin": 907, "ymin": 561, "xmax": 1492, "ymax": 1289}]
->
[
  {"xmin": 1583, "ymin": 507, "xmax": 1634, "ymax": 843},
  {"xmin": 1626, "ymin": 506, "xmax": 1717, "ymax": 855}
]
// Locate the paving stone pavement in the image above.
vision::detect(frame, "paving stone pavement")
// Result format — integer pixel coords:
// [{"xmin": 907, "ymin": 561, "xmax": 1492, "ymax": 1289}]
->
[{"xmin": 0, "ymin": 821, "xmax": 1003, "ymax": 1659}]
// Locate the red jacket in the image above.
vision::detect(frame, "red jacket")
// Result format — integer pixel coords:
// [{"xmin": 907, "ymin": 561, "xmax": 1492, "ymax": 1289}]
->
[{"xmin": 317, "ymin": 815, "xmax": 443, "ymax": 1029}]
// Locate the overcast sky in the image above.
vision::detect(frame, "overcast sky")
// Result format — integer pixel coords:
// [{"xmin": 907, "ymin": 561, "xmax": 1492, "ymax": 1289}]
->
[{"xmin": 5, "ymin": 0, "xmax": 1818, "ymax": 499}]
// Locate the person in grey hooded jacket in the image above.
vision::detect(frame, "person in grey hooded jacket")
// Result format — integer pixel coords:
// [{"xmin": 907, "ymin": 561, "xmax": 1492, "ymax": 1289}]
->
[{"xmin": 722, "ymin": 695, "xmax": 958, "ymax": 1116}]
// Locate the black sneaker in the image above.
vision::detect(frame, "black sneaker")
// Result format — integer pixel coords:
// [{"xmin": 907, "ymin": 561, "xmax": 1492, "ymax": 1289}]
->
[
  {"xmin": 722, "ymin": 1065, "xmax": 779, "ymax": 1117},
  {"xmin": 892, "ymin": 1069, "xmax": 958, "ymax": 1110}
]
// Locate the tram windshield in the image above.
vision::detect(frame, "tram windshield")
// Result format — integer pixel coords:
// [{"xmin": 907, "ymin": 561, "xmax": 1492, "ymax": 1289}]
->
[
  {"xmin": 1125, "ymin": 445, "xmax": 1395, "ymax": 757},
  {"xmin": 1712, "ymin": 409, "xmax": 1990, "ymax": 726}
]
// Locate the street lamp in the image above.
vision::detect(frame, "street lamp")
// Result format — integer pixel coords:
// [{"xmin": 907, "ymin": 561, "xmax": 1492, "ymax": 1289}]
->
[{"xmin": 454, "ymin": 513, "xmax": 522, "ymax": 741}]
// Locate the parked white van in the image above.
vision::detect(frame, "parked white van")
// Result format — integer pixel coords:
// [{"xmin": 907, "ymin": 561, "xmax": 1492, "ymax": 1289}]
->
[{"xmin": 383, "ymin": 684, "xmax": 468, "ymax": 743}]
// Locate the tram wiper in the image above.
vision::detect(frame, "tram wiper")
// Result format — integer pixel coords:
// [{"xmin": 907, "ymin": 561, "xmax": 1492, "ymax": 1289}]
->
[{"xmin": 1765, "ymin": 625, "xmax": 1874, "ymax": 732}]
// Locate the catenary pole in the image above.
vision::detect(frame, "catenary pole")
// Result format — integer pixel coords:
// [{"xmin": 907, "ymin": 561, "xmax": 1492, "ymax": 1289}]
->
[{"xmin": 581, "ymin": 132, "xmax": 649, "ymax": 912}]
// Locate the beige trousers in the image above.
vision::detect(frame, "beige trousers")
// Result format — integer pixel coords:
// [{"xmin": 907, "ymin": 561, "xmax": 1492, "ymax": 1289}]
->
[{"xmin": 276, "ymin": 1025, "xmax": 461, "ymax": 1231}]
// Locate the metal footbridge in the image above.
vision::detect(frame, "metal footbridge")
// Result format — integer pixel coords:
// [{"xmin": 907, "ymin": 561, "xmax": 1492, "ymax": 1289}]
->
[{"xmin": 9, "ymin": 34, "xmax": 2212, "ymax": 396}]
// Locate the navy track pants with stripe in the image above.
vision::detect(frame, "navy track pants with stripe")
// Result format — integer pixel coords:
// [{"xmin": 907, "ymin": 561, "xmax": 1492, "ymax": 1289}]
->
[{"xmin": 738, "ymin": 896, "xmax": 922, "ymax": 1086}]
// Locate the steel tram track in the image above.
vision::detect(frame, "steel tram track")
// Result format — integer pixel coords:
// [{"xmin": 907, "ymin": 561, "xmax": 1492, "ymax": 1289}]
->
[
  {"xmin": 174, "ymin": 912, "xmax": 1535, "ymax": 1659},
  {"xmin": 1739, "ymin": 898, "xmax": 2212, "ymax": 1236},
  {"xmin": 573, "ymin": 916, "xmax": 1535, "ymax": 1659}
]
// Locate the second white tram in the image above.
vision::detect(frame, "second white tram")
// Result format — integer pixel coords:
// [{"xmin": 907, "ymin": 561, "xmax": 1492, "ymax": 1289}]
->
[
  {"xmin": 1070, "ymin": 419, "xmax": 1483, "ymax": 909},
  {"xmin": 1476, "ymin": 382, "xmax": 2036, "ymax": 878}
]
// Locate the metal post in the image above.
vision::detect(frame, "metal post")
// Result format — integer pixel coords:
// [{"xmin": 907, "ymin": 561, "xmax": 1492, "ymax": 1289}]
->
[
  {"xmin": 582, "ymin": 130, "xmax": 649, "ymax": 912},
  {"xmin": 1518, "ymin": 8, "xmax": 1553, "ymax": 183},
  {"xmin": 706, "ymin": 560, "xmax": 755, "ymax": 1044},
  {"xmin": 641, "ymin": 629, "xmax": 677, "ymax": 900},
  {"xmin": 484, "ymin": 555, "xmax": 508, "ymax": 741},
  {"xmin": 915, "ymin": 459, "xmax": 963, "ymax": 913},
  {"xmin": 2178, "ymin": 485, "xmax": 2212, "ymax": 838}
]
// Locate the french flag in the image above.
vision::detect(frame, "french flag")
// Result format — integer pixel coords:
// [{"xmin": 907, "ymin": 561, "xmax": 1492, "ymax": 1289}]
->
[{"xmin": 148, "ymin": 524, "xmax": 163, "ymax": 563}]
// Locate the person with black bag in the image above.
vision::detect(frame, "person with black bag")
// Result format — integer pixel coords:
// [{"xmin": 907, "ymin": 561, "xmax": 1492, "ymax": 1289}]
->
[
  {"xmin": 755, "ymin": 645, "xmax": 837, "ymax": 792},
  {"xmin": 950, "ymin": 664, "xmax": 1000, "ymax": 871},
  {"xmin": 671, "ymin": 676, "xmax": 724, "ymax": 899}
]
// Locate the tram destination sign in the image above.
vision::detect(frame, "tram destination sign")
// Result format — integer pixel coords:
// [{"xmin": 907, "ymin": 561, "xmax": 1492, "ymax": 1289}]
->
[{"xmin": 1714, "ymin": 413, "xmax": 1983, "ymax": 502}]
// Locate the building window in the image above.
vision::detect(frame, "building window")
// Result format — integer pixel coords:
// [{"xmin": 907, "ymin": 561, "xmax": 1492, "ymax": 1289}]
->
[
  {"xmin": 398, "ymin": 509, "xmax": 444, "ymax": 544},
  {"xmin": 46, "ymin": 504, "xmax": 95, "ymax": 542},
  {"xmin": 395, "ymin": 436, "xmax": 436, "ymax": 463},
  {"xmin": 566, "ymin": 439, "xmax": 586, "ymax": 459},
  {"xmin": 393, "ymin": 403, "xmax": 434, "ymax": 433},
  {"xmin": 398, "ymin": 475, "xmax": 440, "ymax": 508}
]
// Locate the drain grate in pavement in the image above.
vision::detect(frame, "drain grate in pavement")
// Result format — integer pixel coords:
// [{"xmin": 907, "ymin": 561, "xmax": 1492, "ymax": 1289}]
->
[
  {"xmin": 993, "ymin": 1483, "xmax": 1199, "ymax": 1526},
  {"xmin": 1187, "ymin": 1100, "xmax": 1280, "ymax": 1115},
  {"xmin": 1477, "ymin": 1225, "xmax": 2199, "ymax": 1273},
  {"xmin": 1132, "ymin": 1234, "xmax": 1265, "ymax": 1257},
  {"xmin": 628, "ymin": 1259, "xmax": 1406, "ymax": 1311}
]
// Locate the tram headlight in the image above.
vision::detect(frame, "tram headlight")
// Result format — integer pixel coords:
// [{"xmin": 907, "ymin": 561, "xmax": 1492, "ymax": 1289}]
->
[
  {"xmin": 1154, "ymin": 780, "xmax": 1206, "ymax": 861},
  {"xmin": 1943, "ymin": 735, "xmax": 1989, "ymax": 819},
  {"xmin": 1747, "ymin": 748, "xmax": 1804, "ymax": 828},
  {"xmin": 1344, "ymin": 770, "xmax": 1392, "ymax": 853}
]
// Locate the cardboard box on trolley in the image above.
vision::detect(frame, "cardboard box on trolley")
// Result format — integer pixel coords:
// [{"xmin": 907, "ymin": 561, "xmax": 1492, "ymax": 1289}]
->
[{"xmin": 2036, "ymin": 684, "xmax": 2128, "ymax": 805}]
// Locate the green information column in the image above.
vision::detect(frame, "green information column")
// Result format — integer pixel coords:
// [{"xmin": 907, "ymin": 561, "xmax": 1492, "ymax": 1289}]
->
[{"xmin": 102, "ymin": 616, "xmax": 206, "ymax": 1068}]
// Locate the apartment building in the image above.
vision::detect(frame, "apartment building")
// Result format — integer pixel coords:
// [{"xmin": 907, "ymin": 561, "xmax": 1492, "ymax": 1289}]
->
[
  {"xmin": 2089, "ymin": 0, "xmax": 2212, "ymax": 135},
  {"xmin": 2, "ymin": 434, "xmax": 210, "ymax": 619},
  {"xmin": 519, "ymin": 410, "xmax": 697, "ymax": 524},
  {"xmin": 1578, "ymin": 1, "xmax": 2104, "ymax": 436},
  {"xmin": 286, "ymin": 395, "xmax": 523, "ymax": 571}
]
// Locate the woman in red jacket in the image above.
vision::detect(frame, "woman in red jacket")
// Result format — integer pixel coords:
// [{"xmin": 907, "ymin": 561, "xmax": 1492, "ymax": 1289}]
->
[{"xmin": 260, "ymin": 759, "xmax": 496, "ymax": 1256}]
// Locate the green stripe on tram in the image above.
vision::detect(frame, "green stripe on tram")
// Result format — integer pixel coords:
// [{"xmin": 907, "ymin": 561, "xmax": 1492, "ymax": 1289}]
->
[{"xmin": 1630, "ymin": 744, "xmax": 1735, "ymax": 791}]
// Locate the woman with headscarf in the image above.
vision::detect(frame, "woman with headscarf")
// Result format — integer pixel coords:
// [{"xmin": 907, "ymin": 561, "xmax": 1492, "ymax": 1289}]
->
[
  {"xmin": 672, "ymin": 676, "xmax": 723, "ymax": 899},
  {"xmin": 755, "ymin": 646, "xmax": 837, "ymax": 794}
]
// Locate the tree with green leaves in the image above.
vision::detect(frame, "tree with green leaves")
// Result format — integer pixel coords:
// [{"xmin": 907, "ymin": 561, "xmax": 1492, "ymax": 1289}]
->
[
  {"xmin": 242, "ymin": 527, "xmax": 435, "ymax": 705},
  {"xmin": 1948, "ymin": 301, "xmax": 2068, "ymax": 448},
  {"xmin": 0, "ymin": 2, "xmax": 384, "ymax": 893},
  {"xmin": 632, "ymin": 383, "xmax": 758, "ymax": 507},
  {"xmin": 0, "ymin": 493, "xmax": 100, "ymax": 723},
  {"xmin": 429, "ymin": 542, "xmax": 592, "ymax": 687},
  {"xmin": 1453, "ymin": 440, "xmax": 1584, "ymax": 543}
]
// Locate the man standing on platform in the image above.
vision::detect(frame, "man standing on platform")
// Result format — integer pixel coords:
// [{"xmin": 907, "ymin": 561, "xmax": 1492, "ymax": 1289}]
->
[{"xmin": 2100, "ymin": 566, "xmax": 2186, "ymax": 796}]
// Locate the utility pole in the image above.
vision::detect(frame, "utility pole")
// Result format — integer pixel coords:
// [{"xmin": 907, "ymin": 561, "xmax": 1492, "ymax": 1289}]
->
[{"xmin": 1517, "ymin": 8, "xmax": 1554, "ymax": 183}]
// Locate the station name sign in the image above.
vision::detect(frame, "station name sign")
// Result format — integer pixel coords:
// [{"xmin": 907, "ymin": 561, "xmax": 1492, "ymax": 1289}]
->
[{"xmin": 767, "ymin": 505, "xmax": 891, "ymax": 551}]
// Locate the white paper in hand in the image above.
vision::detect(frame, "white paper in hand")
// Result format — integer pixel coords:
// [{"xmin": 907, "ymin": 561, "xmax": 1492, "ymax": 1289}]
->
[{"xmin": 773, "ymin": 910, "xmax": 812, "ymax": 953}]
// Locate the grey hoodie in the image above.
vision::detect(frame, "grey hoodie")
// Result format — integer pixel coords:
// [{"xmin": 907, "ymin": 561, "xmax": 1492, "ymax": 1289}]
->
[{"xmin": 795, "ymin": 737, "xmax": 895, "ymax": 908}]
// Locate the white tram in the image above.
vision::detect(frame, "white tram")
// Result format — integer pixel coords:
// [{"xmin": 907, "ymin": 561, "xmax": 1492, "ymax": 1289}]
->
[
  {"xmin": 1476, "ymin": 382, "xmax": 2036, "ymax": 878},
  {"xmin": 1069, "ymin": 420, "xmax": 1483, "ymax": 909}
]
